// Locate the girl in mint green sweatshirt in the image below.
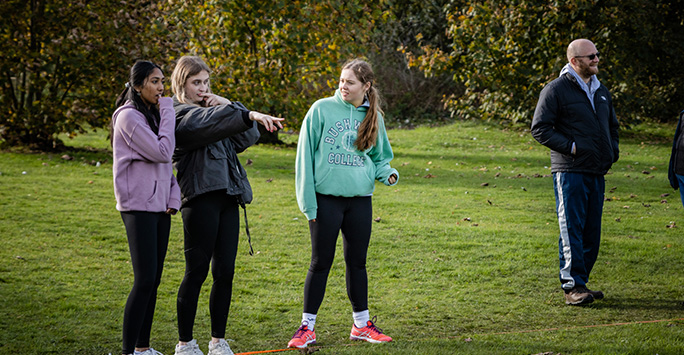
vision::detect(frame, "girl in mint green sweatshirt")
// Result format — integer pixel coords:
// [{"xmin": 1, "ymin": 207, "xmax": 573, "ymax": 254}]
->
[{"xmin": 289, "ymin": 59, "xmax": 398, "ymax": 349}]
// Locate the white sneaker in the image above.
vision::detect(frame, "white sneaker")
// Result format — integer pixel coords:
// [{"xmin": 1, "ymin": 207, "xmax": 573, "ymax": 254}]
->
[
  {"xmin": 174, "ymin": 339, "xmax": 204, "ymax": 355},
  {"xmin": 135, "ymin": 348, "xmax": 164, "ymax": 355},
  {"xmin": 207, "ymin": 339, "xmax": 234, "ymax": 355}
]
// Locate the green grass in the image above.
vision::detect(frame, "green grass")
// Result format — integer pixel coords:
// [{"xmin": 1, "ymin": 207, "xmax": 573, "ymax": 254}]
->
[{"xmin": 1, "ymin": 122, "xmax": 684, "ymax": 354}]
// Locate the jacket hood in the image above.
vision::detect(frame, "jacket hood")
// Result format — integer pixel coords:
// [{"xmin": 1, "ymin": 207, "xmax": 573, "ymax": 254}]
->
[
  {"xmin": 111, "ymin": 102, "xmax": 135, "ymax": 126},
  {"xmin": 560, "ymin": 63, "xmax": 601, "ymax": 89}
]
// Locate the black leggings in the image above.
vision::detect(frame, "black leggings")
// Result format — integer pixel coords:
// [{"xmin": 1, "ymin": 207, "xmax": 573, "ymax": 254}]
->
[
  {"xmin": 120, "ymin": 211, "xmax": 170, "ymax": 355},
  {"xmin": 303, "ymin": 193, "xmax": 372, "ymax": 314},
  {"xmin": 177, "ymin": 190, "xmax": 240, "ymax": 341}
]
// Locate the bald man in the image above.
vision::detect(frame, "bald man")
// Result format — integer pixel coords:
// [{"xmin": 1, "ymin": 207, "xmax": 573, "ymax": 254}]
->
[{"xmin": 531, "ymin": 39, "xmax": 620, "ymax": 305}]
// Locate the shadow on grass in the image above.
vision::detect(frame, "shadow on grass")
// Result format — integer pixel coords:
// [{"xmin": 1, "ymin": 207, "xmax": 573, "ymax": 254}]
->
[{"xmin": 593, "ymin": 297, "xmax": 684, "ymax": 311}]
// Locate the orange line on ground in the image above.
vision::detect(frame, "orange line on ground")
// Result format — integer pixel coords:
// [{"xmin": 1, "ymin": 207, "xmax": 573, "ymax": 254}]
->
[
  {"xmin": 234, "ymin": 318, "xmax": 684, "ymax": 354},
  {"xmin": 235, "ymin": 348, "xmax": 297, "ymax": 355}
]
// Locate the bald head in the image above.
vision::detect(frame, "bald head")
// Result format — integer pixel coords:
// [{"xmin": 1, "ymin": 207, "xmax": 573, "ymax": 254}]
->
[
  {"xmin": 566, "ymin": 39, "xmax": 600, "ymax": 82},
  {"xmin": 567, "ymin": 39, "xmax": 596, "ymax": 62}
]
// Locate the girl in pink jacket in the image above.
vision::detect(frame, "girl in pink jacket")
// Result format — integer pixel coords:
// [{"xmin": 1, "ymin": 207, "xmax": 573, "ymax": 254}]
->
[{"xmin": 111, "ymin": 60, "xmax": 181, "ymax": 355}]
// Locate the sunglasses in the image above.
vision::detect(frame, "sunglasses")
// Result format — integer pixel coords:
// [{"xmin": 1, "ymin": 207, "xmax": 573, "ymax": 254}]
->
[{"xmin": 575, "ymin": 52, "xmax": 600, "ymax": 60}]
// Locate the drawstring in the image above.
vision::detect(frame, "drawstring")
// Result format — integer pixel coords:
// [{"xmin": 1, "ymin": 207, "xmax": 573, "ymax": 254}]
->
[{"xmin": 237, "ymin": 196, "xmax": 254, "ymax": 256}]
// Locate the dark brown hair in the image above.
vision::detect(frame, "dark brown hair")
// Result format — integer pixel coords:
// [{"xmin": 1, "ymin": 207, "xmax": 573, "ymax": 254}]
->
[{"xmin": 343, "ymin": 59, "xmax": 383, "ymax": 151}]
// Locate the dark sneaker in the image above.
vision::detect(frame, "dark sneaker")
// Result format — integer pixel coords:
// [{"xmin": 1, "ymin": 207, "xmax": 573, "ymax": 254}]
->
[
  {"xmin": 583, "ymin": 286, "xmax": 604, "ymax": 300},
  {"xmin": 564, "ymin": 287, "xmax": 594, "ymax": 305}
]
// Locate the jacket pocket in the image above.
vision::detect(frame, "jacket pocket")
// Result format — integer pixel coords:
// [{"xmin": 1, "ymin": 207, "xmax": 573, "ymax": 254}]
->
[
  {"xmin": 146, "ymin": 179, "xmax": 170, "ymax": 211},
  {"xmin": 315, "ymin": 165, "xmax": 375, "ymax": 196},
  {"xmin": 208, "ymin": 143, "xmax": 228, "ymax": 160}
]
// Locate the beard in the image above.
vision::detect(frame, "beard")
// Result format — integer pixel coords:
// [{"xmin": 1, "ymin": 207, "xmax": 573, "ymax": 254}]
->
[{"xmin": 578, "ymin": 63, "xmax": 599, "ymax": 78}]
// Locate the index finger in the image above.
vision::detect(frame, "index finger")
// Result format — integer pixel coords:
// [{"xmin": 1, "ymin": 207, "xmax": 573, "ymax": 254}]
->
[{"xmin": 273, "ymin": 117, "xmax": 284, "ymax": 129}]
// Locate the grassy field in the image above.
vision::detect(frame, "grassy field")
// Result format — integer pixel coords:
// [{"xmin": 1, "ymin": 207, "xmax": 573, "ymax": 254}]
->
[{"xmin": 1, "ymin": 122, "xmax": 683, "ymax": 354}]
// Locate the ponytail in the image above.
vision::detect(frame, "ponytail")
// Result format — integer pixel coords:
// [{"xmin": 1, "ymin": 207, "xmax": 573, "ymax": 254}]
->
[
  {"xmin": 355, "ymin": 84, "xmax": 383, "ymax": 151},
  {"xmin": 343, "ymin": 59, "xmax": 383, "ymax": 151}
]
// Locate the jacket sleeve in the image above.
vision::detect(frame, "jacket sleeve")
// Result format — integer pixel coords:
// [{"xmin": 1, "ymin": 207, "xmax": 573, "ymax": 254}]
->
[
  {"xmin": 669, "ymin": 111, "xmax": 684, "ymax": 189},
  {"xmin": 608, "ymin": 93, "xmax": 620, "ymax": 163},
  {"xmin": 530, "ymin": 83, "xmax": 573, "ymax": 155},
  {"xmin": 229, "ymin": 102, "xmax": 260, "ymax": 153},
  {"xmin": 368, "ymin": 114, "xmax": 398, "ymax": 186},
  {"xmin": 168, "ymin": 174, "xmax": 182, "ymax": 210},
  {"xmin": 174, "ymin": 101, "xmax": 252, "ymax": 151},
  {"xmin": 295, "ymin": 106, "xmax": 321, "ymax": 220},
  {"xmin": 115, "ymin": 97, "xmax": 175, "ymax": 163}
]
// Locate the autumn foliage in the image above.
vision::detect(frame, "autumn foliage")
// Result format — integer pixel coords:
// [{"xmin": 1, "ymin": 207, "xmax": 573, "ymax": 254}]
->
[{"xmin": 1, "ymin": 0, "xmax": 683, "ymax": 150}]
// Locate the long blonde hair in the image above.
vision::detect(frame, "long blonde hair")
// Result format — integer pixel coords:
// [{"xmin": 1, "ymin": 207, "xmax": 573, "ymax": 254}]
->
[
  {"xmin": 343, "ymin": 59, "xmax": 383, "ymax": 151},
  {"xmin": 171, "ymin": 56, "xmax": 212, "ymax": 106}
]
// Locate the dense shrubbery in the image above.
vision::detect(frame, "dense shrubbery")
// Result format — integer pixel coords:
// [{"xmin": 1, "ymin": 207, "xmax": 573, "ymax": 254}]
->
[{"xmin": 1, "ymin": 0, "xmax": 683, "ymax": 149}]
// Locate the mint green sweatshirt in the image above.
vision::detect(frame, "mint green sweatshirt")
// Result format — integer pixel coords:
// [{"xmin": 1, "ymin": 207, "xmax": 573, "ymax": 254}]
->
[{"xmin": 296, "ymin": 89, "xmax": 399, "ymax": 220}]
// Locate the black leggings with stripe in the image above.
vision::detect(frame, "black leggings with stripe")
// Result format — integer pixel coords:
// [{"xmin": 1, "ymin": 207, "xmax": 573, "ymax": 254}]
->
[{"xmin": 303, "ymin": 193, "xmax": 372, "ymax": 314}]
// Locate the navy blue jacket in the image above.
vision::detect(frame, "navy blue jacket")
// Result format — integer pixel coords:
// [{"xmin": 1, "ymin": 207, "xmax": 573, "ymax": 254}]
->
[
  {"xmin": 531, "ymin": 73, "xmax": 619, "ymax": 175},
  {"xmin": 667, "ymin": 110, "xmax": 684, "ymax": 189}
]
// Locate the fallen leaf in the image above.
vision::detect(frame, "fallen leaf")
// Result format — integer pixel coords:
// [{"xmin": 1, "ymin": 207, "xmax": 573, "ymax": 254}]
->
[
  {"xmin": 423, "ymin": 173, "xmax": 436, "ymax": 178},
  {"xmin": 463, "ymin": 217, "xmax": 471, "ymax": 221},
  {"xmin": 481, "ymin": 182, "xmax": 489, "ymax": 186},
  {"xmin": 661, "ymin": 193, "xmax": 670, "ymax": 197},
  {"xmin": 374, "ymin": 217, "xmax": 381, "ymax": 222},
  {"xmin": 266, "ymin": 178, "xmax": 273, "ymax": 183},
  {"xmin": 246, "ymin": 159, "xmax": 253, "ymax": 166}
]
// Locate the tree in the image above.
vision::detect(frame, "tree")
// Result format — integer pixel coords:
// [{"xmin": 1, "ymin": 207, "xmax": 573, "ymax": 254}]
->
[
  {"xmin": 0, "ymin": 0, "xmax": 182, "ymax": 150},
  {"xmin": 165, "ymin": 0, "xmax": 383, "ymax": 141},
  {"xmin": 369, "ymin": 0, "xmax": 462, "ymax": 127},
  {"xmin": 412, "ymin": 0, "xmax": 684, "ymax": 125}
]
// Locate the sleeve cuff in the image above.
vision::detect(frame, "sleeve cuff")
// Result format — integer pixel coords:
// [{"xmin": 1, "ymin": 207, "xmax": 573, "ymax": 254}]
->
[{"xmin": 242, "ymin": 110, "xmax": 252, "ymax": 126}]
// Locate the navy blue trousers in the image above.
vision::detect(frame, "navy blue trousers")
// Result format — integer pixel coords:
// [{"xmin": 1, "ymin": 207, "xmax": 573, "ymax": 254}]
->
[
  {"xmin": 553, "ymin": 172, "xmax": 604, "ymax": 290},
  {"xmin": 677, "ymin": 174, "xmax": 684, "ymax": 207}
]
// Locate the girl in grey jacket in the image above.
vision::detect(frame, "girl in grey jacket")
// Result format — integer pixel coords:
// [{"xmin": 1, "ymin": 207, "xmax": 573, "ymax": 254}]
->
[{"xmin": 170, "ymin": 56, "xmax": 283, "ymax": 355}]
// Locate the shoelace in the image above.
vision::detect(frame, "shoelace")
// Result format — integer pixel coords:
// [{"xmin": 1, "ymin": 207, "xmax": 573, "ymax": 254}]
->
[
  {"xmin": 366, "ymin": 315, "xmax": 385, "ymax": 334},
  {"xmin": 293, "ymin": 325, "xmax": 310, "ymax": 337}
]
